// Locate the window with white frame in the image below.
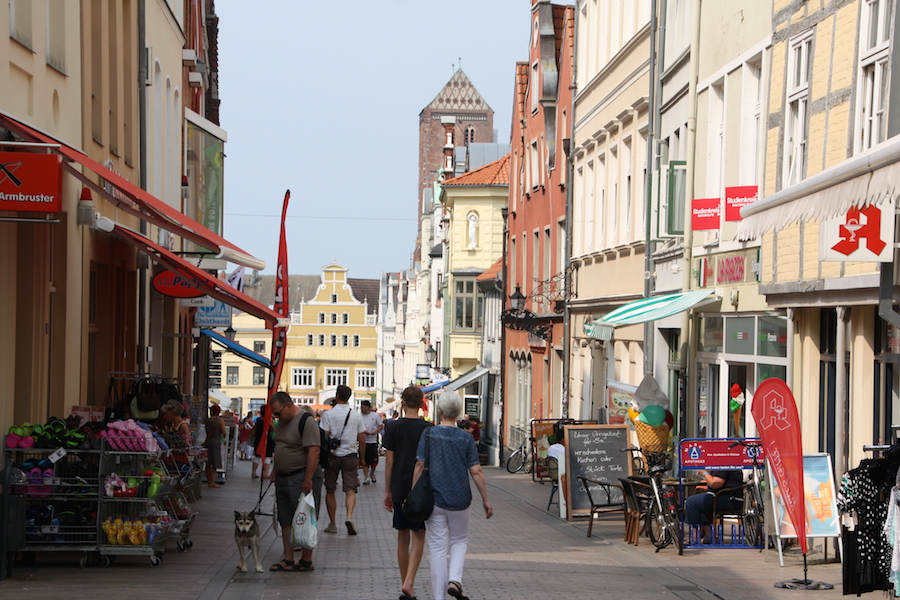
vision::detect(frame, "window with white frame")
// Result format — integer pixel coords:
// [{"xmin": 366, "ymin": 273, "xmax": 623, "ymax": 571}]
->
[
  {"xmin": 252, "ymin": 366, "xmax": 266, "ymax": 386},
  {"xmin": 331, "ymin": 313, "xmax": 338, "ymax": 324},
  {"xmin": 531, "ymin": 61, "xmax": 539, "ymax": 113},
  {"xmin": 356, "ymin": 369, "xmax": 376, "ymax": 390},
  {"xmin": 291, "ymin": 367, "xmax": 314, "ymax": 389},
  {"xmin": 342, "ymin": 312, "xmax": 349, "ymax": 324},
  {"xmin": 253, "ymin": 340, "xmax": 266, "ymax": 354},
  {"xmin": 530, "ymin": 141, "xmax": 540, "ymax": 189},
  {"xmin": 741, "ymin": 57, "xmax": 763, "ymax": 183},
  {"xmin": 226, "ymin": 366, "xmax": 239, "ymax": 386},
  {"xmin": 318, "ymin": 334, "xmax": 325, "ymax": 346},
  {"xmin": 857, "ymin": 0, "xmax": 893, "ymax": 152},
  {"xmin": 342, "ymin": 334, "xmax": 348, "ymax": 347},
  {"xmin": 318, "ymin": 312, "xmax": 325, "ymax": 324},
  {"xmin": 454, "ymin": 278, "xmax": 483, "ymax": 331},
  {"xmin": 325, "ymin": 368, "xmax": 348, "ymax": 387},
  {"xmin": 330, "ymin": 334, "xmax": 337, "ymax": 346},
  {"xmin": 330, "ymin": 294, "xmax": 338, "ymax": 303},
  {"xmin": 784, "ymin": 31, "xmax": 812, "ymax": 187},
  {"xmin": 353, "ymin": 335, "xmax": 360, "ymax": 347},
  {"xmin": 307, "ymin": 334, "xmax": 314, "ymax": 346}
]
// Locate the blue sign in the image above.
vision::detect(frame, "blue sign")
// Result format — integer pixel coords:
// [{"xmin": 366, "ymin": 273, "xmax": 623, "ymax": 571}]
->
[{"xmin": 194, "ymin": 301, "xmax": 232, "ymax": 327}]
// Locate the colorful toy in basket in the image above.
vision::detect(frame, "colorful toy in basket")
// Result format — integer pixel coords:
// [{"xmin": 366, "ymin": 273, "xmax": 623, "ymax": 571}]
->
[{"xmin": 628, "ymin": 375, "xmax": 674, "ymax": 453}]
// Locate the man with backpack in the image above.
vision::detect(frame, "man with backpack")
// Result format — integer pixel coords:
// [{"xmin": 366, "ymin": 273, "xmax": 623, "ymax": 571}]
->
[
  {"xmin": 267, "ymin": 391, "xmax": 323, "ymax": 572},
  {"xmin": 320, "ymin": 384, "xmax": 366, "ymax": 535}
]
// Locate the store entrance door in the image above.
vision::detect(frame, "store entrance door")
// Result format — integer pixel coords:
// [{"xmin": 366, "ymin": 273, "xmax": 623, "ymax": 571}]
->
[{"xmin": 726, "ymin": 363, "xmax": 753, "ymax": 438}]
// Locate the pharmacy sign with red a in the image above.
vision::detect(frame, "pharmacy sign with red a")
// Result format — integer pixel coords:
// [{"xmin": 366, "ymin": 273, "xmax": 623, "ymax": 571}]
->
[{"xmin": 821, "ymin": 198, "xmax": 894, "ymax": 262}]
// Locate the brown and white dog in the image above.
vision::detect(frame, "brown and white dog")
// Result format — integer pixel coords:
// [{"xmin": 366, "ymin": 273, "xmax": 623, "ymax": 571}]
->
[{"xmin": 234, "ymin": 510, "xmax": 263, "ymax": 573}]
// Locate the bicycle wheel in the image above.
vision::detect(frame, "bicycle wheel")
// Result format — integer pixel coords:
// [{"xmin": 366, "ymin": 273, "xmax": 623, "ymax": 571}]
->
[
  {"xmin": 506, "ymin": 450, "xmax": 525, "ymax": 473},
  {"xmin": 647, "ymin": 500, "xmax": 670, "ymax": 549},
  {"xmin": 524, "ymin": 452, "xmax": 534, "ymax": 473},
  {"xmin": 744, "ymin": 491, "xmax": 763, "ymax": 546},
  {"xmin": 664, "ymin": 508, "xmax": 683, "ymax": 555}
]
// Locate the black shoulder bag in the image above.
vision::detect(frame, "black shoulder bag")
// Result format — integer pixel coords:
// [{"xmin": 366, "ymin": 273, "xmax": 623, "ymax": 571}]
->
[{"xmin": 403, "ymin": 429, "xmax": 434, "ymax": 522}]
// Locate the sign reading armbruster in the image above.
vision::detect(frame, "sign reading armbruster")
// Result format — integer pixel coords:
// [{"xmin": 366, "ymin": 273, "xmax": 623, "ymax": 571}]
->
[{"xmin": 0, "ymin": 152, "xmax": 62, "ymax": 213}]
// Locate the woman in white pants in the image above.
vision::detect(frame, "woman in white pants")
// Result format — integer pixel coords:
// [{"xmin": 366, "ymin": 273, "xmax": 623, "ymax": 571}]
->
[{"xmin": 411, "ymin": 391, "xmax": 493, "ymax": 600}]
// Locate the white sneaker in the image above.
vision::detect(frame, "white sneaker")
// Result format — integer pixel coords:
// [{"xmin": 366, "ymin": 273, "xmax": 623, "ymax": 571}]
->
[{"xmin": 363, "ymin": 478, "xmax": 370, "ymax": 485}]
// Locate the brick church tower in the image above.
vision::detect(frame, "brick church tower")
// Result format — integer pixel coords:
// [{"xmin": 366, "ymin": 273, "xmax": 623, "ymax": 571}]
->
[{"xmin": 417, "ymin": 69, "xmax": 494, "ymax": 213}]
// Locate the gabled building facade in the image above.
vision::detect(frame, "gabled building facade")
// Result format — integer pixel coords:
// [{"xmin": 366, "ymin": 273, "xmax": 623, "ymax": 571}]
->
[{"xmin": 505, "ymin": 1, "xmax": 574, "ymax": 450}]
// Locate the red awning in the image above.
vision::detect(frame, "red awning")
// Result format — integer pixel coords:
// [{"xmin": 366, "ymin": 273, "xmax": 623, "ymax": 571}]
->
[
  {"xmin": 0, "ymin": 112, "xmax": 265, "ymax": 270},
  {"xmin": 106, "ymin": 221, "xmax": 281, "ymax": 328}
]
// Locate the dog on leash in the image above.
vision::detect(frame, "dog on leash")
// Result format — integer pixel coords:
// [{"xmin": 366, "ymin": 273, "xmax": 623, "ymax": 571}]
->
[{"xmin": 234, "ymin": 510, "xmax": 263, "ymax": 573}]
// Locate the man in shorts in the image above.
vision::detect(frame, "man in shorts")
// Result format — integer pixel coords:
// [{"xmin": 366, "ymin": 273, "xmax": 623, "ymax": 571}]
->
[
  {"xmin": 360, "ymin": 400, "xmax": 384, "ymax": 484},
  {"xmin": 383, "ymin": 385, "xmax": 433, "ymax": 600},
  {"xmin": 267, "ymin": 391, "xmax": 323, "ymax": 572},
  {"xmin": 320, "ymin": 384, "xmax": 366, "ymax": 535}
]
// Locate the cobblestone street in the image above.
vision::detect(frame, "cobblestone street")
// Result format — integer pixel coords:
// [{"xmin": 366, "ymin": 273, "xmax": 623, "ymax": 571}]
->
[{"xmin": 1, "ymin": 459, "xmax": 842, "ymax": 600}]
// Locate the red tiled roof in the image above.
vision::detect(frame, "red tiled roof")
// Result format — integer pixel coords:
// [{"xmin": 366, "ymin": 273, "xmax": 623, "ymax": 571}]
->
[
  {"xmin": 442, "ymin": 154, "xmax": 510, "ymax": 187},
  {"xmin": 476, "ymin": 257, "xmax": 503, "ymax": 282}
]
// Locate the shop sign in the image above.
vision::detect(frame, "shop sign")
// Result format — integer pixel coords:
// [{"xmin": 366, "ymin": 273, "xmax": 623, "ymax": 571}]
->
[
  {"xmin": 0, "ymin": 151, "xmax": 62, "ymax": 213},
  {"xmin": 679, "ymin": 437, "xmax": 766, "ymax": 469},
  {"xmin": 692, "ymin": 197, "xmax": 721, "ymax": 230},
  {"xmin": 821, "ymin": 199, "xmax": 894, "ymax": 262},
  {"xmin": 194, "ymin": 300, "xmax": 232, "ymax": 327},
  {"xmin": 179, "ymin": 295, "xmax": 215, "ymax": 307},
  {"xmin": 152, "ymin": 269, "xmax": 205, "ymax": 298},
  {"xmin": 607, "ymin": 380, "xmax": 637, "ymax": 425},
  {"xmin": 725, "ymin": 185, "xmax": 758, "ymax": 221},
  {"xmin": 694, "ymin": 249, "xmax": 760, "ymax": 288},
  {"xmin": 415, "ymin": 364, "xmax": 430, "ymax": 379}
]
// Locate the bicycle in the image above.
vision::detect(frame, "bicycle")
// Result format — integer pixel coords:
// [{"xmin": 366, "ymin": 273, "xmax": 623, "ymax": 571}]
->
[
  {"xmin": 625, "ymin": 446, "xmax": 683, "ymax": 555},
  {"xmin": 729, "ymin": 439, "xmax": 765, "ymax": 547},
  {"xmin": 506, "ymin": 436, "xmax": 535, "ymax": 474}
]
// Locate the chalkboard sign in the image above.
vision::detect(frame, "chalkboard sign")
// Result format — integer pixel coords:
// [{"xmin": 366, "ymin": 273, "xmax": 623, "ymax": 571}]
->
[{"xmin": 563, "ymin": 424, "xmax": 631, "ymax": 519}]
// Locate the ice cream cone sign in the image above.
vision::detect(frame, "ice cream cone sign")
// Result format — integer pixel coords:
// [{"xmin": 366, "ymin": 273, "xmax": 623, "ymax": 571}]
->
[{"xmin": 730, "ymin": 383, "xmax": 746, "ymax": 434}]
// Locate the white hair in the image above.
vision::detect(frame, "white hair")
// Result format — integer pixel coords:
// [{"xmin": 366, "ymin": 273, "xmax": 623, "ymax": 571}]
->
[{"xmin": 436, "ymin": 390, "xmax": 463, "ymax": 421}]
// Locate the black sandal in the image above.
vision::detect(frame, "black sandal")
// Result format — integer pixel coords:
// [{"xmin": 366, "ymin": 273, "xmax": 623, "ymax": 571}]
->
[
  {"xmin": 448, "ymin": 581, "xmax": 469, "ymax": 600},
  {"xmin": 269, "ymin": 559, "xmax": 294, "ymax": 571}
]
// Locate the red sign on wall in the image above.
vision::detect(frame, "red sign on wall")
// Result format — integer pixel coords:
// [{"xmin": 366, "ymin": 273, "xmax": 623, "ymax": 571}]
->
[
  {"xmin": 0, "ymin": 151, "xmax": 62, "ymax": 213},
  {"xmin": 692, "ymin": 197, "xmax": 721, "ymax": 230},
  {"xmin": 152, "ymin": 270, "xmax": 206, "ymax": 298},
  {"xmin": 725, "ymin": 185, "xmax": 758, "ymax": 221}
]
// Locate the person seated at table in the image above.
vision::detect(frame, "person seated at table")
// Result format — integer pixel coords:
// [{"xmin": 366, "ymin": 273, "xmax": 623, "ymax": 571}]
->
[{"xmin": 684, "ymin": 468, "xmax": 744, "ymax": 543}]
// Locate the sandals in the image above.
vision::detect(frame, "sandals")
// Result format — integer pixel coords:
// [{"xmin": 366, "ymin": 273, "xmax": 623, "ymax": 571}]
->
[
  {"xmin": 447, "ymin": 581, "xmax": 469, "ymax": 600},
  {"xmin": 269, "ymin": 559, "xmax": 313, "ymax": 572}
]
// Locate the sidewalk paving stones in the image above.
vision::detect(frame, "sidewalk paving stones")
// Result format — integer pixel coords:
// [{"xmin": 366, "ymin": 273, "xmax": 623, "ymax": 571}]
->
[{"xmin": 0, "ymin": 457, "xmax": 844, "ymax": 599}]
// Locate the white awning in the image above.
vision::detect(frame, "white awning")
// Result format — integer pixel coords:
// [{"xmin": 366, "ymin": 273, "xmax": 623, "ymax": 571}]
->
[
  {"xmin": 446, "ymin": 366, "xmax": 490, "ymax": 391},
  {"xmin": 596, "ymin": 290, "xmax": 719, "ymax": 326},
  {"xmin": 737, "ymin": 136, "xmax": 900, "ymax": 240}
]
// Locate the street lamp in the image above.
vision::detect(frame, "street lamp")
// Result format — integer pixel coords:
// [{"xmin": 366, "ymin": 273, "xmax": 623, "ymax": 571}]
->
[
  {"xmin": 424, "ymin": 344, "xmax": 437, "ymax": 366},
  {"xmin": 224, "ymin": 326, "xmax": 236, "ymax": 341},
  {"xmin": 510, "ymin": 286, "xmax": 526, "ymax": 316}
]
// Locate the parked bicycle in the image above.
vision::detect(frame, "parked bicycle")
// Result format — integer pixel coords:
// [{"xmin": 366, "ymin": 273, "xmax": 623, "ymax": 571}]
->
[
  {"xmin": 729, "ymin": 439, "xmax": 765, "ymax": 547},
  {"xmin": 625, "ymin": 446, "xmax": 683, "ymax": 554},
  {"xmin": 506, "ymin": 436, "xmax": 535, "ymax": 474}
]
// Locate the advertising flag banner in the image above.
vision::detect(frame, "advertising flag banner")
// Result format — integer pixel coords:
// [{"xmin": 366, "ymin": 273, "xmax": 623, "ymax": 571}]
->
[
  {"xmin": 751, "ymin": 378, "xmax": 808, "ymax": 554},
  {"xmin": 258, "ymin": 190, "xmax": 291, "ymax": 459},
  {"xmin": 0, "ymin": 151, "xmax": 62, "ymax": 212},
  {"xmin": 692, "ymin": 197, "xmax": 721, "ymax": 230},
  {"xmin": 725, "ymin": 186, "xmax": 758, "ymax": 221}
]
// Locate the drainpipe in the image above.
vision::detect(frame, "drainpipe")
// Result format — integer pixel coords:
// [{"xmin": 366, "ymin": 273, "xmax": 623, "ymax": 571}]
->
[
  {"xmin": 137, "ymin": 0, "xmax": 148, "ymax": 372},
  {"xmin": 562, "ymin": 7, "xmax": 578, "ymax": 419},
  {"xmin": 643, "ymin": 0, "xmax": 659, "ymax": 378},
  {"xmin": 835, "ymin": 306, "xmax": 848, "ymax": 475},
  {"xmin": 500, "ymin": 207, "xmax": 509, "ymax": 462},
  {"xmin": 679, "ymin": 0, "xmax": 702, "ymax": 438}
]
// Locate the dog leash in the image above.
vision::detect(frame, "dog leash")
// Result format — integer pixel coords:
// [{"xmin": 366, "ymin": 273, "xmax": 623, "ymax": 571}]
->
[{"xmin": 253, "ymin": 479, "xmax": 275, "ymax": 516}]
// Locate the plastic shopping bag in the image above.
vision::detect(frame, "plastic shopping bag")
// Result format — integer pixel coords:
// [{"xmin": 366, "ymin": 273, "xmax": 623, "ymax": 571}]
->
[{"xmin": 291, "ymin": 492, "xmax": 318, "ymax": 549}]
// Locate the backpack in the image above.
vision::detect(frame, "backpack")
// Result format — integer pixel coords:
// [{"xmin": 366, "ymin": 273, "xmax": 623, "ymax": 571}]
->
[{"xmin": 299, "ymin": 412, "xmax": 335, "ymax": 471}]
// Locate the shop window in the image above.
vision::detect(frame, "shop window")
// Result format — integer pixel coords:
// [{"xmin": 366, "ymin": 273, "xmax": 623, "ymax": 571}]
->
[
  {"xmin": 699, "ymin": 316, "xmax": 724, "ymax": 353},
  {"xmin": 758, "ymin": 315, "xmax": 788, "ymax": 357},
  {"xmin": 818, "ymin": 308, "xmax": 838, "ymax": 459},
  {"xmin": 724, "ymin": 317, "xmax": 756, "ymax": 355}
]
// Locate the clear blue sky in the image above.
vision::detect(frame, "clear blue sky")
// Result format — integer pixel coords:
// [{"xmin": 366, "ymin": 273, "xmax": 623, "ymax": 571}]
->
[{"xmin": 216, "ymin": 1, "xmax": 531, "ymax": 280}]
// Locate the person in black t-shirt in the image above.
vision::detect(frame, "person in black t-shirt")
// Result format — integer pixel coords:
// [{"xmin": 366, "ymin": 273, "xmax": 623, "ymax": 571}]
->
[
  {"xmin": 383, "ymin": 386, "xmax": 433, "ymax": 600},
  {"xmin": 685, "ymin": 468, "xmax": 745, "ymax": 542}
]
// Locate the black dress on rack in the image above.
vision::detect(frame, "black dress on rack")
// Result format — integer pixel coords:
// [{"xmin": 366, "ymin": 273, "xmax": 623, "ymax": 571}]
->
[{"xmin": 840, "ymin": 446, "xmax": 900, "ymax": 596}]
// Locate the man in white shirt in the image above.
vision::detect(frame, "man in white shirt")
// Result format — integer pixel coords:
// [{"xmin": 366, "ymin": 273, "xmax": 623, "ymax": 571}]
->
[
  {"xmin": 320, "ymin": 385, "xmax": 366, "ymax": 535},
  {"xmin": 360, "ymin": 400, "xmax": 384, "ymax": 485}
]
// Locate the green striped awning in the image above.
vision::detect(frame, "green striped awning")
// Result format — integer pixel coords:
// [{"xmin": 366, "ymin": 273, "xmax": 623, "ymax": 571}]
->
[{"xmin": 598, "ymin": 290, "xmax": 718, "ymax": 326}]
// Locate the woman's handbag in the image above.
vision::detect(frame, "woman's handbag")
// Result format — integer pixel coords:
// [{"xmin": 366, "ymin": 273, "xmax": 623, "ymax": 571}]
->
[{"xmin": 403, "ymin": 429, "xmax": 434, "ymax": 522}]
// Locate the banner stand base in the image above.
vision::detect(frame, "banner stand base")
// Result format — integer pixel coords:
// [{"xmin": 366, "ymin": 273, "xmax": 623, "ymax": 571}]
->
[{"xmin": 774, "ymin": 579, "xmax": 834, "ymax": 591}]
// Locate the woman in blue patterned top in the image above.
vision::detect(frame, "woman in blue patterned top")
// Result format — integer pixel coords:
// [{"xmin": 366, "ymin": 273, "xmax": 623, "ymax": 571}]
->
[{"xmin": 412, "ymin": 390, "xmax": 493, "ymax": 600}]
